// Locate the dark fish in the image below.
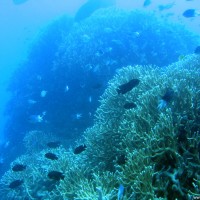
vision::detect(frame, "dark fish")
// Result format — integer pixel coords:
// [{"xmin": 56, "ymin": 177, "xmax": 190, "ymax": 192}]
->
[
  {"xmin": 117, "ymin": 79, "xmax": 140, "ymax": 95},
  {"xmin": 161, "ymin": 88, "xmax": 174, "ymax": 103},
  {"xmin": 143, "ymin": 0, "xmax": 151, "ymax": 7},
  {"xmin": 48, "ymin": 171, "xmax": 65, "ymax": 181},
  {"xmin": 9, "ymin": 180, "xmax": 23, "ymax": 189},
  {"xmin": 116, "ymin": 154, "xmax": 127, "ymax": 165},
  {"xmin": 194, "ymin": 46, "xmax": 200, "ymax": 54},
  {"xmin": 74, "ymin": 144, "xmax": 87, "ymax": 154},
  {"xmin": 123, "ymin": 102, "xmax": 137, "ymax": 109},
  {"xmin": 182, "ymin": 9, "xmax": 199, "ymax": 18},
  {"xmin": 45, "ymin": 153, "xmax": 58, "ymax": 160},
  {"xmin": 12, "ymin": 164, "xmax": 26, "ymax": 172},
  {"xmin": 47, "ymin": 141, "xmax": 61, "ymax": 149},
  {"xmin": 75, "ymin": 0, "xmax": 116, "ymax": 22}
]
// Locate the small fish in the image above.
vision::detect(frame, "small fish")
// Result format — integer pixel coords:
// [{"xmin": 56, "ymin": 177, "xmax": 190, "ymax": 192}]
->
[
  {"xmin": 9, "ymin": 180, "xmax": 23, "ymax": 189},
  {"xmin": 29, "ymin": 114, "xmax": 43, "ymax": 123},
  {"xmin": 96, "ymin": 187, "xmax": 103, "ymax": 200},
  {"xmin": 143, "ymin": 0, "xmax": 151, "ymax": 7},
  {"xmin": 74, "ymin": 144, "xmax": 87, "ymax": 154},
  {"xmin": 65, "ymin": 85, "xmax": 69, "ymax": 92},
  {"xmin": 158, "ymin": 2, "xmax": 175, "ymax": 11},
  {"xmin": 40, "ymin": 90, "xmax": 47, "ymax": 97},
  {"xmin": 88, "ymin": 112, "xmax": 92, "ymax": 117},
  {"xmin": 157, "ymin": 99, "xmax": 167, "ymax": 110},
  {"xmin": 72, "ymin": 113, "xmax": 82, "ymax": 120},
  {"xmin": 29, "ymin": 115, "xmax": 43, "ymax": 123},
  {"xmin": 88, "ymin": 96, "xmax": 92, "ymax": 103},
  {"xmin": 161, "ymin": 88, "xmax": 174, "ymax": 103},
  {"xmin": 95, "ymin": 50, "xmax": 104, "ymax": 57},
  {"xmin": 194, "ymin": 46, "xmax": 200, "ymax": 54},
  {"xmin": 158, "ymin": 88, "xmax": 174, "ymax": 110},
  {"xmin": 45, "ymin": 153, "xmax": 58, "ymax": 160},
  {"xmin": 37, "ymin": 75, "xmax": 42, "ymax": 80},
  {"xmin": 118, "ymin": 184, "xmax": 125, "ymax": 200},
  {"xmin": 133, "ymin": 31, "xmax": 140, "ymax": 38},
  {"xmin": 116, "ymin": 154, "xmax": 127, "ymax": 165},
  {"xmin": 47, "ymin": 141, "xmax": 61, "ymax": 149},
  {"xmin": 123, "ymin": 102, "xmax": 137, "ymax": 109},
  {"xmin": 29, "ymin": 111, "xmax": 46, "ymax": 123},
  {"xmin": 28, "ymin": 99, "xmax": 37, "ymax": 104},
  {"xmin": 12, "ymin": 164, "xmax": 26, "ymax": 172},
  {"xmin": 48, "ymin": 171, "xmax": 65, "ymax": 181},
  {"xmin": 117, "ymin": 79, "xmax": 140, "ymax": 95},
  {"xmin": 182, "ymin": 9, "xmax": 200, "ymax": 18}
]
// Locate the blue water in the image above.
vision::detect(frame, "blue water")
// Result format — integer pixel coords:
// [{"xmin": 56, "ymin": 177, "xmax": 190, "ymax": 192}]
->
[{"xmin": 0, "ymin": 0, "xmax": 200, "ymax": 198}]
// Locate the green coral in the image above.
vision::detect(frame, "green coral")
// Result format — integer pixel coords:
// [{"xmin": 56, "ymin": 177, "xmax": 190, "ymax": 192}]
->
[{"xmin": 0, "ymin": 55, "xmax": 199, "ymax": 199}]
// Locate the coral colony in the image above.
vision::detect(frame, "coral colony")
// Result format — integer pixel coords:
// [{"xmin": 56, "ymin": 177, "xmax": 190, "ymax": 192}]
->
[{"xmin": 0, "ymin": 54, "xmax": 199, "ymax": 199}]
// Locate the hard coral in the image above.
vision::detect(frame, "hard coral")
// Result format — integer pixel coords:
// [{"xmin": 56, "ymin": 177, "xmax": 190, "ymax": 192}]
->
[
  {"xmin": 0, "ymin": 55, "xmax": 199, "ymax": 199},
  {"xmin": 83, "ymin": 55, "xmax": 200, "ymax": 199}
]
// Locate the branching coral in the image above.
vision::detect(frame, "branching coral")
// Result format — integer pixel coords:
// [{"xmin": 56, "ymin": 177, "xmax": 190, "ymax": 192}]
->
[
  {"xmin": 0, "ymin": 55, "xmax": 199, "ymax": 199},
  {"xmin": 82, "ymin": 55, "xmax": 200, "ymax": 199},
  {"xmin": 0, "ymin": 147, "xmax": 88, "ymax": 199},
  {"xmin": 75, "ymin": 171, "xmax": 118, "ymax": 200}
]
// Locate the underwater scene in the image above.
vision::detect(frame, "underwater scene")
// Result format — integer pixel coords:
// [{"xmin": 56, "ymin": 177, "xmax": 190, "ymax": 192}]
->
[{"xmin": 0, "ymin": 0, "xmax": 200, "ymax": 199}]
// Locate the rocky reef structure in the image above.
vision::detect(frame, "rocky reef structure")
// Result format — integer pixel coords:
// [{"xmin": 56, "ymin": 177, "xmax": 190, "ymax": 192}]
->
[{"xmin": 0, "ymin": 55, "xmax": 199, "ymax": 199}]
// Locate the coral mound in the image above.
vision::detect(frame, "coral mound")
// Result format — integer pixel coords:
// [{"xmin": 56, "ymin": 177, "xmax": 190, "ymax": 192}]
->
[{"xmin": 83, "ymin": 54, "xmax": 200, "ymax": 199}]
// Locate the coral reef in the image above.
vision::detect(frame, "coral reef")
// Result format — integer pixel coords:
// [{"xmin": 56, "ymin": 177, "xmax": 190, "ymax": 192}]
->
[
  {"xmin": 82, "ymin": 55, "xmax": 200, "ymax": 199},
  {"xmin": 0, "ymin": 55, "xmax": 199, "ymax": 199},
  {"xmin": 3, "ymin": 8, "xmax": 199, "ymax": 176}
]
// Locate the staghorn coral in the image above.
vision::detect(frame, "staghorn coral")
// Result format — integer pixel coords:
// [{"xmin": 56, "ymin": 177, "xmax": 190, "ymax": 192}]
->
[
  {"xmin": 0, "ymin": 55, "xmax": 199, "ymax": 199},
  {"xmin": 23, "ymin": 130, "xmax": 59, "ymax": 153},
  {"xmin": 75, "ymin": 171, "xmax": 118, "ymax": 200},
  {"xmin": 0, "ymin": 146, "xmax": 88, "ymax": 199},
  {"xmin": 83, "ymin": 54, "xmax": 200, "ymax": 199}
]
